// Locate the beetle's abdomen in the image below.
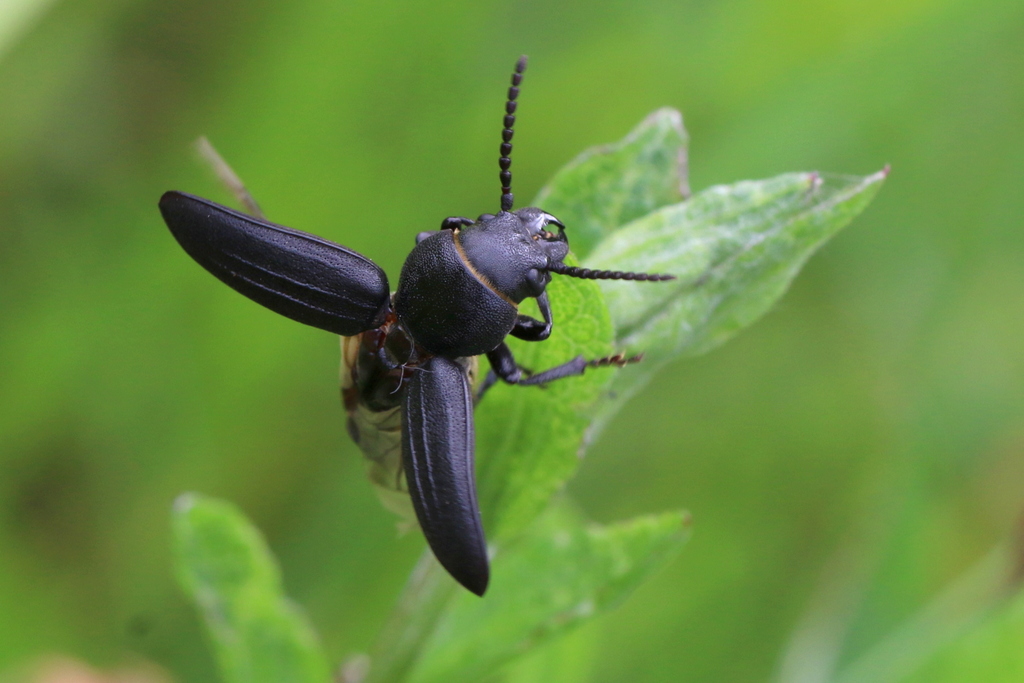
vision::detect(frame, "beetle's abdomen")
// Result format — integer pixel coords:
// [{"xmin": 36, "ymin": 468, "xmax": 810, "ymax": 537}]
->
[
  {"xmin": 340, "ymin": 333, "xmax": 478, "ymax": 528},
  {"xmin": 394, "ymin": 231, "xmax": 518, "ymax": 358}
]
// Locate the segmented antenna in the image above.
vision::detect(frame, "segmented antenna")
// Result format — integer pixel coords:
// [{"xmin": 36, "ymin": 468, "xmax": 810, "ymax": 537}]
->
[
  {"xmin": 500, "ymin": 55, "xmax": 527, "ymax": 212},
  {"xmin": 548, "ymin": 262, "xmax": 677, "ymax": 281},
  {"xmin": 588, "ymin": 352, "xmax": 644, "ymax": 368}
]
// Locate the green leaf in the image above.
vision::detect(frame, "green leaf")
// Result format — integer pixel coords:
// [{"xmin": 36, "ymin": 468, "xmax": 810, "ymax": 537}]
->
[
  {"xmin": 585, "ymin": 169, "xmax": 887, "ymax": 437},
  {"xmin": 534, "ymin": 107, "xmax": 690, "ymax": 258},
  {"xmin": 406, "ymin": 503, "xmax": 691, "ymax": 683},
  {"xmin": 473, "ymin": 111, "xmax": 688, "ymax": 544},
  {"xmin": 498, "ymin": 625, "xmax": 598, "ymax": 683},
  {"xmin": 474, "ymin": 267, "xmax": 614, "ymax": 542},
  {"xmin": 172, "ymin": 494, "xmax": 331, "ymax": 683},
  {"xmin": 367, "ymin": 113, "xmax": 884, "ymax": 682}
]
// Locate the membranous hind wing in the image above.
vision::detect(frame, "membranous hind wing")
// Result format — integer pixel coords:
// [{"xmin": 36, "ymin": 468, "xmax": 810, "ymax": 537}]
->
[
  {"xmin": 341, "ymin": 333, "xmax": 414, "ymax": 526},
  {"xmin": 159, "ymin": 191, "xmax": 390, "ymax": 336},
  {"xmin": 402, "ymin": 355, "xmax": 489, "ymax": 596},
  {"xmin": 342, "ymin": 330, "xmax": 482, "ymax": 560}
]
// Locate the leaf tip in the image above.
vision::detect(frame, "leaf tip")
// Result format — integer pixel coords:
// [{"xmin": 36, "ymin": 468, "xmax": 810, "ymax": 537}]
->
[
  {"xmin": 641, "ymin": 107, "xmax": 691, "ymax": 199},
  {"xmin": 642, "ymin": 106, "xmax": 685, "ymax": 132},
  {"xmin": 864, "ymin": 165, "xmax": 891, "ymax": 185},
  {"xmin": 807, "ymin": 171, "xmax": 823, "ymax": 192}
]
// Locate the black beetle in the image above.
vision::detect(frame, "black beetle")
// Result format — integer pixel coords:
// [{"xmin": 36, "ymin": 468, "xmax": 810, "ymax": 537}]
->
[{"xmin": 159, "ymin": 56, "xmax": 674, "ymax": 596}]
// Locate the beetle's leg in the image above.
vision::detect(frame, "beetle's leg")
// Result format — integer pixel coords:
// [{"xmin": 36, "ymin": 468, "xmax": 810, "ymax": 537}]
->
[
  {"xmin": 441, "ymin": 216, "xmax": 474, "ymax": 230},
  {"xmin": 518, "ymin": 354, "xmax": 589, "ymax": 384},
  {"xmin": 476, "ymin": 361, "xmax": 539, "ymax": 401},
  {"xmin": 509, "ymin": 291, "xmax": 553, "ymax": 342},
  {"xmin": 486, "ymin": 342, "xmax": 642, "ymax": 387},
  {"xmin": 521, "ymin": 352, "xmax": 644, "ymax": 385},
  {"xmin": 485, "ymin": 342, "xmax": 526, "ymax": 384},
  {"xmin": 474, "ymin": 359, "xmax": 535, "ymax": 401},
  {"xmin": 476, "ymin": 370, "xmax": 500, "ymax": 402},
  {"xmin": 419, "ymin": 217, "xmax": 474, "ymax": 244}
]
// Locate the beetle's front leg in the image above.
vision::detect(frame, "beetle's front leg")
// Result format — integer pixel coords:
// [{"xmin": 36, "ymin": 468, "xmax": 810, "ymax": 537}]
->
[
  {"xmin": 509, "ymin": 291, "xmax": 553, "ymax": 342},
  {"xmin": 417, "ymin": 217, "xmax": 476, "ymax": 244},
  {"xmin": 441, "ymin": 216, "xmax": 474, "ymax": 230},
  {"xmin": 416, "ymin": 217, "xmax": 475, "ymax": 244}
]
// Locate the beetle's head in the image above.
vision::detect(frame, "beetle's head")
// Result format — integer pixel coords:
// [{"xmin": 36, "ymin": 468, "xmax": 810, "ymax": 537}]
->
[
  {"xmin": 456, "ymin": 206, "xmax": 567, "ymax": 304},
  {"xmin": 458, "ymin": 56, "xmax": 674, "ymax": 302}
]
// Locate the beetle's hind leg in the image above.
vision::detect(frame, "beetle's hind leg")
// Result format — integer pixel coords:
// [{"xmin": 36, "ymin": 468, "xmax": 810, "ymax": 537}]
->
[{"xmin": 484, "ymin": 341, "xmax": 642, "ymax": 389}]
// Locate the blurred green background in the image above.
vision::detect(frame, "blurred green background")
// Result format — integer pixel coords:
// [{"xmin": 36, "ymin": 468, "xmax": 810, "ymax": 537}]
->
[{"xmin": 1, "ymin": 0, "xmax": 1022, "ymax": 681}]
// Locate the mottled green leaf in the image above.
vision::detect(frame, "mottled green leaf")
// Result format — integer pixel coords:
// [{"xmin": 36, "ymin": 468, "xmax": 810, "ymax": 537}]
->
[
  {"xmin": 474, "ymin": 266, "xmax": 614, "ymax": 542},
  {"xmin": 585, "ymin": 169, "xmax": 887, "ymax": 437},
  {"xmin": 172, "ymin": 494, "xmax": 331, "ymax": 683},
  {"xmin": 534, "ymin": 107, "xmax": 690, "ymax": 258},
  {"xmin": 472, "ymin": 111, "xmax": 688, "ymax": 544},
  {"xmin": 406, "ymin": 503, "xmax": 690, "ymax": 683},
  {"xmin": 368, "ymin": 114, "xmax": 884, "ymax": 683}
]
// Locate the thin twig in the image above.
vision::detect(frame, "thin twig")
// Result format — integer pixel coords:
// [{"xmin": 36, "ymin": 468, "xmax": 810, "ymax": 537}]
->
[{"xmin": 194, "ymin": 136, "xmax": 265, "ymax": 219}]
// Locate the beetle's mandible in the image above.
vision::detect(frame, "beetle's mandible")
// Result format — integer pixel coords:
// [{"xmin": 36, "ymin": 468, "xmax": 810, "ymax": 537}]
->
[{"xmin": 159, "ymin": 56, "xmax": 675, "ymax": 596}]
